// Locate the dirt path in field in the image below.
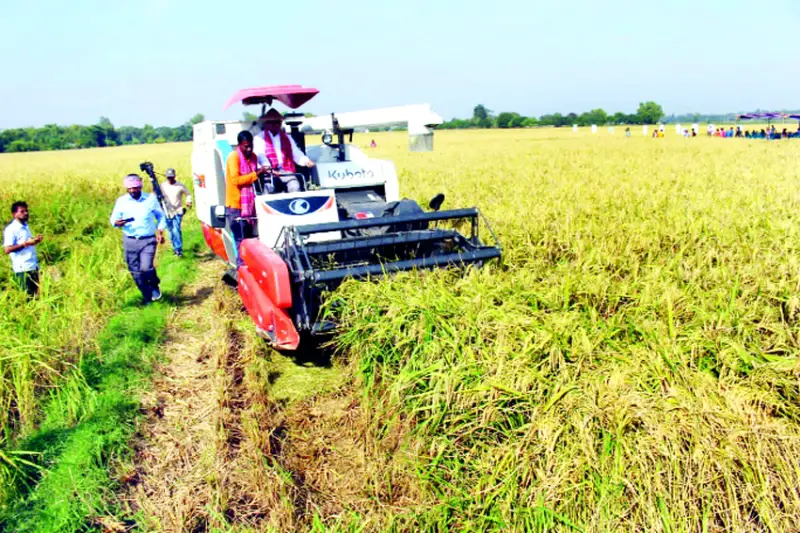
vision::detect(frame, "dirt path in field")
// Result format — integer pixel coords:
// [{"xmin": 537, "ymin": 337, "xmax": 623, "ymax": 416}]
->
[
  {"xmin": 115, "ymin": 250, "xmax": 389, "ymax": 532},
  {"xmin": 118, "ymin": 250, "xmax": 349, "ymax": 532},
  {"xmin": 120, "ymin": 253, "xmax": 237, "ymax": 531}
]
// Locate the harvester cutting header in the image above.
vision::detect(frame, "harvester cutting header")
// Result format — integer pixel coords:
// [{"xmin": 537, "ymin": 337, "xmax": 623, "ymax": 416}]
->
[{"xmin": 188, "ymin": 85, "xmax": 501, "ymax": 349}]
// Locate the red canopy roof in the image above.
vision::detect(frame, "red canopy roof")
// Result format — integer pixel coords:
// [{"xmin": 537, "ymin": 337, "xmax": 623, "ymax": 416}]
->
[{"xmin": 223, "ymin": 85, "xmax": 319, "ymax": 111}]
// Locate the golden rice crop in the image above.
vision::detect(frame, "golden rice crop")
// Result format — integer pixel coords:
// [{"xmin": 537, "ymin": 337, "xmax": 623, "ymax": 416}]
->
[{"xmin": 327, "ymin": 128, "xmax": 800, "ymax": 531}]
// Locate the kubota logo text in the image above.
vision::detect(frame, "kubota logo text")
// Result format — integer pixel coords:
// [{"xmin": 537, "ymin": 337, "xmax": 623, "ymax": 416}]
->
[{"xmin": 327, "ymin": 168, "xmax": 375, "ymax": 180}]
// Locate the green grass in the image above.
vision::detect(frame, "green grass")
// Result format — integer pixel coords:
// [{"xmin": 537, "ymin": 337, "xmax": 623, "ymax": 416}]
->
[
  {"xmin": 0, "ymin": 229, "xmax": 202, "ymax": 532},
  {"xmin": 266, "ymin": 351, "xmax": 343, "ymax": 404}
]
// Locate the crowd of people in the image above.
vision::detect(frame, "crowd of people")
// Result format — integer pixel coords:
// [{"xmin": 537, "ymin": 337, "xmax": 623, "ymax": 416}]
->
[
  {"xmin": 4, "ymin": 169, "xmax": 192, "ymax": 301},
  {"xmin": 646, "ymin": 123, "xmax": 800, "ymax": 139},
  {"xmin": 706, "ymin": 124, "xmax": 800, "ymax": 139}
]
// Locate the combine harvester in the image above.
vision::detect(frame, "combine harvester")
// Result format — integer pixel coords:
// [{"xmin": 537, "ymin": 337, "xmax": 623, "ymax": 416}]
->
[{"xmin": 190, "ymin": 85, "xmax": 501, "ymax": 349}]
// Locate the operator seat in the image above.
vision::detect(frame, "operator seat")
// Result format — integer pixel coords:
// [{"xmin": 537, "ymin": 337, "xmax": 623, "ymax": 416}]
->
[{"xmin": 269, "ymin": 173, "xmax": 306, "ymax": 194}]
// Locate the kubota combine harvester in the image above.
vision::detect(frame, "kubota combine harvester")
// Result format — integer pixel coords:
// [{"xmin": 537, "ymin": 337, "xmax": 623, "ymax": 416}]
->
[{"xmin": 188, "ymin": 85, "xmax": 501, "ymax": 349}]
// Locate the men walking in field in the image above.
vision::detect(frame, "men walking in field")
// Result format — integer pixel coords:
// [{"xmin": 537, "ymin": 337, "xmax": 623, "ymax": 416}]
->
[
  {"xmin": 253, "ymin": 108, "xmax": 315, "ymax": 193},
  {"xmin": 110, "ymin": 174, "xmax": 167, "ymax": 303},
  {"xmin": 3, "ymin": 201, "xmax": 43, "ymax": 297},
  {"xmin": 161, "ymin": 168, "xmax": 192, "ymax": 257}
]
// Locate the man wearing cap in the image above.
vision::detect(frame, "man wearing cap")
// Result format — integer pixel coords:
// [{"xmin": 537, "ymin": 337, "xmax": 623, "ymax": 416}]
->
[
  {"xmin": 160, "ymin": 168, "xmax": 192, "ymax": 257},
  {"xmin": 110, "ymin": 174, "xmax": 167, "ymax": 303},
  {"xmin": 253, "ymin": 108, "xmax": 315, "ymax": 193}
]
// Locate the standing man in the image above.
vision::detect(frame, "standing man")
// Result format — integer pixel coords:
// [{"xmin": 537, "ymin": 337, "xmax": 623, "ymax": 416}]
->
[
  {"xmin": 161, "ymin": 168, "xmax": 192, "ymax": 257},
  {"xmin": 253, "ymin": 108, "xmax": 315, "ymax": 193},
  {"xmin": 225, "ymin": 130, "xmax": 266, "ymax": 265},
  {"xmin": 110, "ymin": 174, "xmax": 167, "ymax": 303},
  {"xmin": 3, "ymin": 201, "xmax": 43, "ymax": 296}
]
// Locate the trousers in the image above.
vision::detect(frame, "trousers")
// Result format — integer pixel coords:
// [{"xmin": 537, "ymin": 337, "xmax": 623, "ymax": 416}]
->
[
  {"xmin": 123, "ymin": 236, "xmax": 160, "ymax": 300},
  {"xmin": 165, "ymin": 213, "xmax": 183, "ymax": 254},
  {"xmin": 14, "ymin": 269, "xmax": 39, "ymax": 297},
  {"xmin": 226, "ymin": 207, "xmax": 254, "ymax": 266},
  {"xmin": 278, "ymin": 174, "xmax": 301, "ymax": 193}
]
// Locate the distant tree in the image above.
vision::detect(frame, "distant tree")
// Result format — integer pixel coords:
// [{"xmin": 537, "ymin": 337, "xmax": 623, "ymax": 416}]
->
[
  {"xmin": 585, "ymin": 108, "xmax": 608, "ymax": 126},
  {"xmin": 625, "ymin": 113, "xmax": 640, "ymax": 124},
  {"xmin": 142, "ymin": 124, "xmax": 157, "ymax": 143},
  {"xmin": 509, "ymin": 114, "xmax": 527, "ymax": 128},
  {"xmin": 522, "ymin": 117, "xmax": 539, "ymax": 127},
  {"xmin": 189, "ymin": 113, "xmax": 205, "ymax": 125},
  {"xmin": 472, "ymin": 104, "xmax": 493, "ymax": 128},
  {"xmin": 495, "ymin": 112, "xmax": 520, "ymax": 129},
  {"xmin": 441, "ymin": 118, "xmax": 472, "ymax": 129},
  {"xmin": 243, "ymin": 111, "xmax": 258, "ymax": 122},
  {"xmin": 538, "ymin": 114, "xmax": 556, "ymax": 126},
  {"xmin": 76, "ymin": 127, "xmax": 98, "ymax": 149},
  {"xmin": 565, "ymin": 112, "xmax": 579, "ymax": 125},
  {"xmin": 95, "ymin": 117, "xmax": 119, "ymax": 147},
  {"xmin": 636, "ymin": 101, "xmax": 664, "ymax": 125},
  {"xmin": 610, "ymin": 112, "xmax": 628, "ymax": 124},
  {"xmin": 98, "ymin": 116, "xmax": 113, "ymax": 129},
  {"xmin": 8, "ymin": 139, "xmax": 35, "ymax": 152},
  {"xmin": 473, "ymin": 104, "xmax": 490, "ymax": 121},
  {"xmin": 156, "ymin": 126, "xmax": 173, "ymax": 142}
]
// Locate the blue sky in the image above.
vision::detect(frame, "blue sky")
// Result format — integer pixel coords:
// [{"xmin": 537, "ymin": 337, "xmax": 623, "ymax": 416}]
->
[{"xmin": 1, "ymin": 0, "xmax": 798, "ymax": 128}]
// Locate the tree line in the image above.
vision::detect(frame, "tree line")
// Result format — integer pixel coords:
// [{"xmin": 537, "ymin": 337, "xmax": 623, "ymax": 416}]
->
[
  {"xmin": 4, "ymin": 102, "xmax": 795, "ymax": 153},
  {"xmin": 0, "ymin": 114, "xmax": 206, "ymax": 153},
  {"xmin": 440, "ymin": 102, "xmax": 666, "ymax": 129}
]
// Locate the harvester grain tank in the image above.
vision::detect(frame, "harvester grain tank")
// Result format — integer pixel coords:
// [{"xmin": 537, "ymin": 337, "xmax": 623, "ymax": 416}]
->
[{"xmin": 189, "ymin": 85, "xmax": 501, "ymax": 349}]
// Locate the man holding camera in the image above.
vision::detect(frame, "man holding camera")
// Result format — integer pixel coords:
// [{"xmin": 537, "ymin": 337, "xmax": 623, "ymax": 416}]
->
[
  {"xmin": 110, "ymin": 174, "xmax": 167, "ymax": 303},
  {"xmin": 3, "ymin": 201, "xmax": 43, "ymax": 296},
  {"xmin": 160, "ymin": 168, "xmax": 192, "ymax": 257}
]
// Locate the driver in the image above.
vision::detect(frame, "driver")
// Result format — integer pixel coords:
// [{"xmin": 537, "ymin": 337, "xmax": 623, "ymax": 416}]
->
[{"xmin": 253, "ymin": 108, "xmax": 315, "ymax": 193}]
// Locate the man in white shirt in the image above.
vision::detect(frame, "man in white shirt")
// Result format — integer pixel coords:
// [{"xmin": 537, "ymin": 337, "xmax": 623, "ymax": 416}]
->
[
  {"xmin": 160, "ymin": 168, "xmax": 192, "ymax": 257},
  {"xmin": 252, "ymin": 108, "xmax": 315, "ymax": 193},
  {"xmin": 3, "ymin": 201, "xmax": 43, "ymax": 296}
]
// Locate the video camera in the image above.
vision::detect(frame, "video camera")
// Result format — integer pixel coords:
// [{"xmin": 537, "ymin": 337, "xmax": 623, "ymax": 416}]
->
[{"xmin": 138, "ymin": 161, "xmax": 173, "ymax": 220}]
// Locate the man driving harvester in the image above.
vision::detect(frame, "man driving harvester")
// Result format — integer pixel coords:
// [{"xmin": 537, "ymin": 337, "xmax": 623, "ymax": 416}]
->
[{"xmin": 253, "ymin": 108, "xmax": 315, "ymax": 193}]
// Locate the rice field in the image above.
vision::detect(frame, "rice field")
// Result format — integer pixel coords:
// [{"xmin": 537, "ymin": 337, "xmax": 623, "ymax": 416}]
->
[
  {"xmin": 2, "ymin": 127, "xmax": 800, "ymax": 531},
  {"xmin": 0, "ymin": 144, "xmax": 194, "ymax": 519},
  {"xmin": 321, "ymin": 128, "xmax": 800, "ymax": 531},
  {"xmin": 0, "ymin": 144, "xmax": 192, "ymax": 438}
]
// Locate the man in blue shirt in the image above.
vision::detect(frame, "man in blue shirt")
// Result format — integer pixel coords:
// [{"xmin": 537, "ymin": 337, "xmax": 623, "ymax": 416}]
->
[
  {"xmin": 110, "ymin": 174, "xmax": 167, "ymax": 303},
  {"xmin": 3, "ymin": 201, "xmax": 43, "ymax": 296}
]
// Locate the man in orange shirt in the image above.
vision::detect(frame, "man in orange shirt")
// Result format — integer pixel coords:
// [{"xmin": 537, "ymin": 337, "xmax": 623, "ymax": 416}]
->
[{"xmin": 226, "ymin": 130, "xmax": 268, "ymax": 265}]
